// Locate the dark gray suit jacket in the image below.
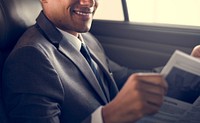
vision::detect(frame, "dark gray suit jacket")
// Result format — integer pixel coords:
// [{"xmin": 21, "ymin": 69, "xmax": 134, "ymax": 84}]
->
[{"xmin": 2, "ymin": 11, "xmax": 133, "ymax": 123}]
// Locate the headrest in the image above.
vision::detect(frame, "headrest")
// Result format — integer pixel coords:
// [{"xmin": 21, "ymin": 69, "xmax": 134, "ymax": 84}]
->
[{"xmin": 0, "ymin": 0, "xmax": 42, "ymax": 51}]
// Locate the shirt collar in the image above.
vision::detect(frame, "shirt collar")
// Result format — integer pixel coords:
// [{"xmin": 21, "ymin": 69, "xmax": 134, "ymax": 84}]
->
[{"xmin": 58, "ymin": 28, "xmax": 82, "ymax": 51}]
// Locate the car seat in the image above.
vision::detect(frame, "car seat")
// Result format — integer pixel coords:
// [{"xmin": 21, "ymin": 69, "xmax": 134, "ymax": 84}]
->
[{"xmin": 0, "ymin": 0, "xmax": 42, "ymax": 122}]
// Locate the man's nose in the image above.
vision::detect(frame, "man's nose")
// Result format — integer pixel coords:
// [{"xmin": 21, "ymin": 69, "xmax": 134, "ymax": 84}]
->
[{"xmin": 80, "ymin": 0, "xmax": 95, "ymax": 7}]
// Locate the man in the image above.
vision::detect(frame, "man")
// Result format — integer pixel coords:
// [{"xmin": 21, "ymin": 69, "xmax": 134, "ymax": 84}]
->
[{"xmin": 3, "ymin": 0, "xmax": 170, "ymax": 122}]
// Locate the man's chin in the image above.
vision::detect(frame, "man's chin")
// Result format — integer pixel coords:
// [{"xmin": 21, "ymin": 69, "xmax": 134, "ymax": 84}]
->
[
  {"xmin": 78, "ymin": 26, "xmax": 91, "ymax": 33},
  {"xmin": 79, "ymin": 21, "xmax": 92, "ymax": 32}
]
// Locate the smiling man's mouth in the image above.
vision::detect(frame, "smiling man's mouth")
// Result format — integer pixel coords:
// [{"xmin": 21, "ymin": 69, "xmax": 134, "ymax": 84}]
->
[
  {"xmin": 75, "ymin": 11, "xmax": 92, "ymax": 16},
  {"xmin": 73, "ymin": 7, "xmax": 94, "ymax": 16}
]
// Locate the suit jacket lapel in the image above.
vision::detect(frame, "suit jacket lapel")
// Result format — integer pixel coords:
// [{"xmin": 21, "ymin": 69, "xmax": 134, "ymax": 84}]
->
[
  {"xmin": 81, "ymin": 33, "xmax": 119, "ymax": 96},
  {"xmin": 80, "ymin": 33, "xmax": 113, "ymax": 79},
  {"xmin": 36, "ymin": 11, "xmax": 108, "ymax": 103},
  {"xmin": 87, "ymin": 45, "xmax": 119, "ymax": 98},
  {"xmin": 58, "ymin": 38, "xmax": 108, "ymax": 103}
]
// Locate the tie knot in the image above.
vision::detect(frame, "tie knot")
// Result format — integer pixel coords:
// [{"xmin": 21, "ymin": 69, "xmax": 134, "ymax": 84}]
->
[{"xmin": 81, "ymin": 43, "xmax": 88, "ymax": 52}]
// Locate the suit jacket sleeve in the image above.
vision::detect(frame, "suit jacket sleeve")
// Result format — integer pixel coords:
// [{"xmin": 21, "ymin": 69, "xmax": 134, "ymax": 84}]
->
[
  {"xmin": 3, "ymin": 46, "xmax": 64, "ymax": 123},
  {"xmin": 107, "ymin": 58, "xmax": 153, "ymax": 89},
  {"xmin": 106, "ymin": 58, "xmax": 134, "ymax": 89}
]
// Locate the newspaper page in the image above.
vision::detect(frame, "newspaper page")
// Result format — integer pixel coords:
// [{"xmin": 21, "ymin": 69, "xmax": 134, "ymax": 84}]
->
[{"xmin": 137, "ymin": 50, "xmax": 200, "ymax": 123}]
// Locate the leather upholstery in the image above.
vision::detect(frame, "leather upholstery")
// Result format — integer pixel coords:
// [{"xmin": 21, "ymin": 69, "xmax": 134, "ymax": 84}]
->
[
  {"xmin": 0, "ymin": 1, "xmax": 8, "ymax": 122},
  {"xmin": 0, "ymin": 0, "xmax": 42, "ymax": 49},
  {"xmin": 0, "ymin": 0, "xmax": 42, "ymax": 122}
]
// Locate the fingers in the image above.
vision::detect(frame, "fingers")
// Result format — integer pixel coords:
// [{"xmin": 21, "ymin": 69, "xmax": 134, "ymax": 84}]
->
[
  {"xmin": 129, "ymin": 73, "xmax": 168, "ymax": 95},
  {"xmin": 140, "ymin": 80, "xmax": 166, "ymax": 96},
  {"xmin": 191, "ymin": 45, "xmax": 200, "ymax": 58},
  {"xmin": 137, "ymin": 73, "xmax": 168, "ymax": 90},
  {"xmin": 102, "ymin": 73, "xmax": 168, "ymax": 123},
  {"xmin": 127, "ymin": 73, "xmax": 168, "ymax": 114},
  {"xmin": 145, "ymin": 91, "xmax": 164, "ymax": 107}
]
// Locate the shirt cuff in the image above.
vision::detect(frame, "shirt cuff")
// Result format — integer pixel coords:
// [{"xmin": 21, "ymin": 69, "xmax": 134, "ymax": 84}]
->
[{"xmin": 91, "ymin": 106, "xmax": 104, "ymax": 123}]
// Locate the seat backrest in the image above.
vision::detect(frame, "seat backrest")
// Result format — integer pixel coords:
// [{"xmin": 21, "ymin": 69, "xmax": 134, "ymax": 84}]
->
[
  {"xmin": 0, "ymin": 0, "xmax": 42, "ymax": 122},
  {"xmin": 0, "ymin": 2, "xmax": 8, "ymax": 122}
]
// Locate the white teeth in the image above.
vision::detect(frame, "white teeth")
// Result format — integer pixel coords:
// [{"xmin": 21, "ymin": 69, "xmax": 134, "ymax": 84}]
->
[{"xmin": 76, "ymin": 11, "xmax": 91, "ymax": 16}]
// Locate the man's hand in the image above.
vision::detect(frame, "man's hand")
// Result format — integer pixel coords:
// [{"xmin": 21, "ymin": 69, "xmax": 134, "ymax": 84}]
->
[
  {"xmin": 102, "ymin": 73, "xmax": 168, "ymax": 123},
  {"xmin": 191, "ymin": 45, "xmax": 200, "ymax": 58}
]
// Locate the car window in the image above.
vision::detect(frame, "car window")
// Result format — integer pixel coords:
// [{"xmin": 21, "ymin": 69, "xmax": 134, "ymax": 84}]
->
[
  {"xmin": 93, "ymin": 0, "xmax": 124, "ymax": 21},
  {"xmin": 127, "ymin": 0, "xmax": 200, "ymax": 27},
  {"xmin": 95, "ymin": 0, "xmax": 200, "ymax": 27}
]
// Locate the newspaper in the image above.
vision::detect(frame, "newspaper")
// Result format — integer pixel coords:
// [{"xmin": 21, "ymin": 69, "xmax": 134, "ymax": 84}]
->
[{"xmin": 137, "ymin": 50, "xmax": 200, "ymax": 123}]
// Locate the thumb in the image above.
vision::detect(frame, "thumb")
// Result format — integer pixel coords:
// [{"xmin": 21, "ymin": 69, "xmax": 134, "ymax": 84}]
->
[{"xmin": 191, "ymin": 45, "xmax": 200, "ymax": 58}]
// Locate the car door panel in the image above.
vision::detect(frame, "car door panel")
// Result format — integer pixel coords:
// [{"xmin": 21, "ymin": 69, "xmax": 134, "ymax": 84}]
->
[{"xmin": 90, "ymin": 20, "xmax": 200, "ymax": 70}]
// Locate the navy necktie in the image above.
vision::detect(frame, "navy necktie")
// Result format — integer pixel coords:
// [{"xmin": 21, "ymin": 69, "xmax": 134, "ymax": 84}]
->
[{"xmin": 80, "ymin": 43, "xmax": 107, "ymax": 97}]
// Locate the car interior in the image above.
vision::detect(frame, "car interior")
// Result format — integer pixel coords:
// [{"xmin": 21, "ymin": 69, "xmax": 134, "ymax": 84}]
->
[
  {"xmin": 1, "ymin": 0, "xmax": 200, "ymax": 122},
  {"xmin": 0, "ymin": 0, "xmax": 42, "ymax": 122}
]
